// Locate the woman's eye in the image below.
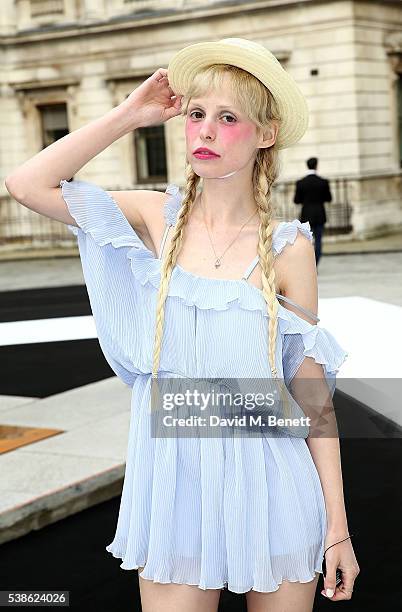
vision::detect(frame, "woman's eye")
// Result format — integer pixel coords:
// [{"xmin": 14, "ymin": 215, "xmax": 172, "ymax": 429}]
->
[
  {"xmin": 189, "ymin": 111, "xmax": 236, "ymax": 123},
  {"xmin": 222, "ymin": 114, "xmax": 236, "ymax": 123},
  {"xmin": 189, "ymin": 111, "xmax": 203, "ymax": 119}
]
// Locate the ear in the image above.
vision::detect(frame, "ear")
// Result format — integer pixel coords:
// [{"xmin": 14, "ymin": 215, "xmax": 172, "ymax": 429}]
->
[{"xmin": 258, "ymin": 120, "xmax": 279, "ymax": 149}]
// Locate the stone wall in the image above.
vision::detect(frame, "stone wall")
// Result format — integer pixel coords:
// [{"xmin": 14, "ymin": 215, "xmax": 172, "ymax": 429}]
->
[{"xmin": 1, "ymin": 0, "xmax": 401, "ymax": 240}]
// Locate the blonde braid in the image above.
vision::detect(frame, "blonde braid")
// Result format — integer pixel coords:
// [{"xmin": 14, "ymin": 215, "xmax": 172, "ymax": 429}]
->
[
  {"xmin": 149, "ymin": 164, "xmax": 199, "ymax": 414},
  {"xmin": 151, "ymin": 163, "xmax": 200, "ymax": 378},
  {"xmin": 253, "ymin": 148, "xmax": 279, "ymax": 377},
  {"xmin": 253, "ymin": 146, "xmax": 292, "ymax": 420}
]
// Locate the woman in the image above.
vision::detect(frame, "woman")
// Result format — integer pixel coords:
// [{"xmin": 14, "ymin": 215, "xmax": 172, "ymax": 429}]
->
[{"xmin": 5, "ymin": 38, "xmax": 359, "ymax": 612}]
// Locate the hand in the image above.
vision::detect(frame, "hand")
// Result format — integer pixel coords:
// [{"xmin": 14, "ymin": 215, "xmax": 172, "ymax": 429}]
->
[
  {"xmin": 121, "ymin": 68, "xmax": 183, "ymax": 129},
  {"xmin": 321, "ymin": 533, "xmax": 360, "ymax": 601}
]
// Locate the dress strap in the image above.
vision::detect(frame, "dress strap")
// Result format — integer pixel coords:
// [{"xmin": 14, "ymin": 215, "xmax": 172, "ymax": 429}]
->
[
  {"xmin": 241, "ymin": 255, "xmax": 320, "ymax": 322},
  {"xmin": 276, "ymin": 294, "xmax": 320, "ymax": 322},
  {"xmin": 158, "ymin": 224, "xmax": 171, "ymax": 260},
  {"xmin": 242, "ymin": 255, "xmax": 259, "ymax": 280},
  {"xmin": 242, "ymin": 226, "xmax": 285, "ymax": 279}
]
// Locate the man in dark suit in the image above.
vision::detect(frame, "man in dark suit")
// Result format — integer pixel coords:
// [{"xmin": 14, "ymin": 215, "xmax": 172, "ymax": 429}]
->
[{"xmin": 293, "ymin": 157, "xmax": 332, "ymax": 265}]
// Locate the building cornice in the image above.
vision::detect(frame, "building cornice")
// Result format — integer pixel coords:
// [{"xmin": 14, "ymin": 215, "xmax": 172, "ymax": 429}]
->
[
  {"xmin": 13, "ymin": 78, "xmax": 80, "ymax": 91},
  {"xmin": 0, "ymin": 0, "xmax": 360, "ymax": 45}
]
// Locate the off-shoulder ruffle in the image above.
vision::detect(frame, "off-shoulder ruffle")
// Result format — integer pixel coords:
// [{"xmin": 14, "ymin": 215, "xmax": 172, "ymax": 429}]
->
[
  {"xmin": 273, "ymin": 219, "xmax": 313, "ymax": 256},
  {"xmin": 281, "ymin": 318, "xmax": 348, "ymax": 376},
  {"xmin": 60, "ymin": 178, "xmax": 143, "ymax": 250},
  {"xmin": 164, "ymin": 183, "xmax": 183, "ymax": 225},
  {"xmin": 61, "ymin": 178, "xmax": 185, "ymax": 251}
]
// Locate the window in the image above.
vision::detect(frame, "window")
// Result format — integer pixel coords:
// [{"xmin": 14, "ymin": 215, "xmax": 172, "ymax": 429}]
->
[
  {"xmin": 38, "ymin": 103, "xmax": 69, "ymax": 148},
  {"xmin": 134, "ymin": 125, "xmax": 167, "ymax": 183}
]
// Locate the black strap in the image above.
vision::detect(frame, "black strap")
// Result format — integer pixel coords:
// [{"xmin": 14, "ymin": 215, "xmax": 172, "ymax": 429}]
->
[{"xmin": 323, "ymin": 532, "xmax": 356, "ymax": 558}]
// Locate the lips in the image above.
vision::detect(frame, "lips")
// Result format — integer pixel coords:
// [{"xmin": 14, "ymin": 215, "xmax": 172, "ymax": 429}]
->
[{"xmin": 193, "ymin": 148, "xmax": 220, "ymax": 156}]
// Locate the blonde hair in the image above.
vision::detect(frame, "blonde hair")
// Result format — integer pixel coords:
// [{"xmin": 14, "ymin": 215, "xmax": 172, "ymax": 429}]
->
[{"xmin": 150, "ymin": 64, "xmax": 292, "ymax": 422}]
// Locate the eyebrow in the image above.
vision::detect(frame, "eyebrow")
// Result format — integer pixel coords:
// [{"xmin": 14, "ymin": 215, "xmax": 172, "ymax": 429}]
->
[{"xmin": 189, "ymin": 102, "xmax": 237, "ymax": 111}]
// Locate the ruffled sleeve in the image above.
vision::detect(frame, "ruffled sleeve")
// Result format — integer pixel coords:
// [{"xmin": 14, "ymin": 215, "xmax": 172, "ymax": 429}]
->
[
  {"xmin": 59, "ymin": 178, "xmax": 151, "ymax": 386},
  {"xmin": 273, "ymin": 219, "xmax": 348, "ymax": 391},
  {"xmin": 278, "ymin": 303, "xmax": 348, "ymax": 438},
  {"xmin": 281, "ymin": 324, "xmax": 348, "ymax": 392},
  {"xmin": 271, "ymin": 220, "xmax": 349, "ymax": 435},
  {"xmin": 60, "ymin": 178, "xmax": 144, "ymax": 249},
  {"xmin": 273, "ymin": 219, "xmax": 313, "ymax": 257},
  {"xmin": 164, "ymin": 183, "xmax": 183, "ymax": 225}
]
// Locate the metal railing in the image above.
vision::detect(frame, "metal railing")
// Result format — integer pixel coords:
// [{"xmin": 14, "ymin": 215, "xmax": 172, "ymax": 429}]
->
[
  {"xmin": 0, "ymin": 197, "xmax": 75, "ymax": 250},
  {"xmin": 273, "ymin": 177, "xmax": 352, "ymax": 236},
  {"xmin": 0, "ymin": 177, "xmax": 353, "ymax": 252}
]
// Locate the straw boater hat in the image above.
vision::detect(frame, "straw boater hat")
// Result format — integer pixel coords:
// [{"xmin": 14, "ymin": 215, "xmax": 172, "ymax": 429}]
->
[{"xmin": 167, "ymin": 38, "xmax": 309, "ymax": 150}]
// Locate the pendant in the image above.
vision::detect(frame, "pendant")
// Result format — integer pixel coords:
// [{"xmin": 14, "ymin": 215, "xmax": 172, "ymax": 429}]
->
[{"xmin": 214, "ymin": 258, "xmax": 221, "ymax": 268}]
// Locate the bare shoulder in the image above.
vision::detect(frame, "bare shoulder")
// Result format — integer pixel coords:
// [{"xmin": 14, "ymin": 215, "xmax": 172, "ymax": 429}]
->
[
  {"xmin": 274, "ymin": 224, "xmax": 318, "ymax": 318},
  {"xmin": 106, "ymin": 188, "xmax": 171, "ymax": 253}
]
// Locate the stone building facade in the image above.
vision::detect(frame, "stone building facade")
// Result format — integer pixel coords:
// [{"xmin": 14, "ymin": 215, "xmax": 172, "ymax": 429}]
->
[{"xmin": 1, "ymin": 0, "xmax": 401, "ymax": 244}]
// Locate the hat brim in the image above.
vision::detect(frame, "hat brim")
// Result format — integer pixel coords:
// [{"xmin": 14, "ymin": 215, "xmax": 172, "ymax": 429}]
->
[{"xmin": 167, "ymin": 40, "xmax": 309, "ymax": 150}]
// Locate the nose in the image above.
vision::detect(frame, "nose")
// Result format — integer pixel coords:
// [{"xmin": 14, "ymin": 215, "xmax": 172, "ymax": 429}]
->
[{"xmin": 199, "ymin": 118, "xmax": 216, "ymax": 141}]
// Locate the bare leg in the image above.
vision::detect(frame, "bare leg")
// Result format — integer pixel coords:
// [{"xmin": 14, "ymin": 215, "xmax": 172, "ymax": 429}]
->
[
  {"xmin": 246, "ymin": 573, "xmax": 319, "ymax": 612},
  {"xmin": 137, "ymin": 567, "xmax": 222, "ymax": 612}
]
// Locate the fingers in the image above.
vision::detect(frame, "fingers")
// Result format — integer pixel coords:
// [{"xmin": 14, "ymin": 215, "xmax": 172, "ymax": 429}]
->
[
  {"xmin": 153, "ymin": 68, "xmax": 182, "ymax": 108},
  {"xmin": 321, "ymin": 584, "xmax": 336, "ymax": 599},
  {"xmin": 337, "ymin": 571, "xmax": 356, "ymax": 600},
  {"xmin": 154, "ymin": 68, "xmax": 176, "ymax": 96},
  {"xmin": 321, "ymin": 586, "xmax": 354, "ymax": 601},
  {"xmin": 163, "ymin": 95, "xmax": 184, "ymax": 120},
  {"xmin": 322, "ymin": 564, "xmax": 337, "ymax": 600},
  {"xmin": 154, "ymin": 67, "xmax": 168, "ymax": 81},
  {"xmin": 321, "ymin": 570, "xmax": 356, "ymax": 601}
]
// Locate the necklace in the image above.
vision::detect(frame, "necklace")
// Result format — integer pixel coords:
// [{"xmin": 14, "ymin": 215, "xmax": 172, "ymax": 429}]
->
[{"xmin": 200, "ymin": 192, "xmax": 258, "ymax": 269}]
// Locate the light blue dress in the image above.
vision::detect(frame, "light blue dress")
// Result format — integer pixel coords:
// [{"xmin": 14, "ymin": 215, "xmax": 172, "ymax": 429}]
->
[{"xmin": 60, "ymin": 178, "xmax": 348, "ymax": 594}]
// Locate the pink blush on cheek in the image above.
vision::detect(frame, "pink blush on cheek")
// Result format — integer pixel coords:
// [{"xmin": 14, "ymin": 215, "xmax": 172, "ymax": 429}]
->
[
  {"xmin": 220, "ymin": 123, "xmax": 255, "ymax": 144},
  {"xmin": 185, "ymin": 121, "xmax": 198, "ymax": 139},
  {"xmin": 185, "ymin": 120, "xmax": 255, "ymax": 147}
]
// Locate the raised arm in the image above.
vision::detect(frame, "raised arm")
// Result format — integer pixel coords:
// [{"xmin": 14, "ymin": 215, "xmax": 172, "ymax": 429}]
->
[{"xmin": 4, "ymin": 68, "xmax": 182, "ymax": 232}]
